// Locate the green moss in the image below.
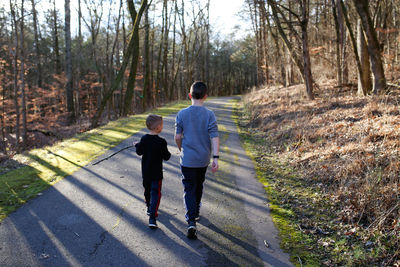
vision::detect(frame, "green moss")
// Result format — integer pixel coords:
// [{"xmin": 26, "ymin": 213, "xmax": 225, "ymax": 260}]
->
[{"xmin": 0, "ymin": 100, "xmax": 190, "ymax": 221}]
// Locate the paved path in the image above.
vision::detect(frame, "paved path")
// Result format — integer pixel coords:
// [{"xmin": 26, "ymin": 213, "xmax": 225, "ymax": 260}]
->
[{"xmin": 0, "ymin": 97, "xmax": 292, "ymax": 266}]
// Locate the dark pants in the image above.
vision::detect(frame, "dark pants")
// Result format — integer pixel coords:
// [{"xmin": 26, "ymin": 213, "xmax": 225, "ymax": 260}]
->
[
  {"xmin": 143, "ymin": 179, "xmax": 162, "ymax": 219},
  {"xmin": 181, "ymin": 166, "xmax": 207, "ymax": 224}
]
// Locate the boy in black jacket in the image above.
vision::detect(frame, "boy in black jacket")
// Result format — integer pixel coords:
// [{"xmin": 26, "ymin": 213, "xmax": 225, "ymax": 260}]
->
[{"xmin": 134, "ymin": 114, "xmax": 171, "ymax": 229}]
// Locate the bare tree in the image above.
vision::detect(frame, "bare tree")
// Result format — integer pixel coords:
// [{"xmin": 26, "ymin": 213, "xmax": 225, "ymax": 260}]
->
[
  {"xmin": 91, "ymin": 0, "xmax": 148, "ymax": 127},
  {"xmin": 267, "ymin": 0, "xmax": 314, "ymax": 99},
  {"xmin": 352, "ymin": 0, "xmax": 386, "ymax": 93},
  {"xmin": 10, "ymin": 0, "xmax": 20, "ymax": 151},
  {"xmin": 356, "ymin": 19, "xmax": 372, "ymax": 95},
  {"xmin": 143, "ymin": 3, "xmax": 151, "ymax": 110},
  {"xmin": 52, "ymin": 0, "xmax": 61, "ymax": 74},
  {"xmin": 31, "ymin": 0, "xmax": 42, "ymax": 88},
  {"xmin": 65, "ymin": 0, "xmax": 75, "ymax": 124}
]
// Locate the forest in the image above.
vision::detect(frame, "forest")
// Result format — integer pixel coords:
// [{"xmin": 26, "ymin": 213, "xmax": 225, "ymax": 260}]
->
[
  {"xmin": 1, "ymin": 0, "xmax": 400, "ymax": 264},
  {"xmin": 1, "ymin": 0, "xmax": 256, "ymax": 157}
]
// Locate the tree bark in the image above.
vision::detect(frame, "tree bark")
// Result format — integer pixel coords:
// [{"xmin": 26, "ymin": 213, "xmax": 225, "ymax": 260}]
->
[
  {"xmin": 267, "ymin": 0, "xmax": 305, "ymax": 81},
  {"xmin": 300, "ymin": 0, "xmax": 314, "ymax": 100},
  {"xmin": 20, "ymin": 0, "xmax": 27, "ymax": 148},
  {"xmin": 65, "ymin": 0, "xmax": 75, "ymax": 124},
  {"xmin": 162, "ymin": 0, "xmax": 169, "ymax": 101},
  {"xmin": 259, "ymin": 2, "xmax": 269, "ymax": 85},
  {"xmin": 31, "ymin": 0, "xmax": 42, "ymax": 88},
  {"xmin": 91, "ymin": 0, "xmax": 147, "ymax": 127},
  {"xmin": 10, "ymin": 0, "xmax": 20, "ymax": 151},
  {"xmin": 339, "ymin": 0, "xmax": 370, "ymax": 95},
  {"xmin": 357, "ymin": 19, "xmax": 372, "ymax": 95},
  {"xmin": 143, "ymin": 4, "xmax": 151, "ymax": 110},
  {"xmin": 353, "ymin": 0, "xmax": 386, "ymax": 93},
  {"xmin": 52, "ymin": 0, "xmax": 61, "ymax": 74},
  {"xmin": 331, "ymin": 0, "xmax": 342, "ymax": 85},
  {"xmin": 122, "ymin": 0, "xmax": 140, "ymax": 116},
  {"xmin": 336, "ymin": 0, "xmax": 348, "ymax": 84},
  {"xmin": 77, "ymin": 0, "xmax": 83, "ymax": 115}
]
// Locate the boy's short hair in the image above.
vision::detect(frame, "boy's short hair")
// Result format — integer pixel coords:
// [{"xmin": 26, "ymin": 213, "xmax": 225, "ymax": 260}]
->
[
  {"xmin": 190, "ymin": 81, "xmax": 207, "ymax": 99},
  {"xmin": 146, "ymin": 114, "xmax": 163, "ymax": 130}
]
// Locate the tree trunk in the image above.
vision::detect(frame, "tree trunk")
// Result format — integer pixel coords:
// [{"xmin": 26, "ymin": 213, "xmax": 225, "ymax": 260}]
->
[
  {"xmin": 353, "ymin": 0, "xmax": 386, "ymax": 93},
  {"xmin": 169, "ymin": 0, "xmax": 177, "ymax": 100},
  {"xmin": 162, "ymin": 0, "xmax": 169, "ymax": 101},
  {"xmin": 143, "ymin": 4, "xmax": 151, "ymax": 110},
  {"xmin": 357, "ymin": 19, "xmax": 372, "ymax": 95},
  {"xmin": 53, "ymin": 0, "xmax": 61, "ymax": 74},
  {"xmin": 259, "ymin": 2, "xmax": 269, "ymax": 85},
  {"xmin": 267, "ymin": 0, "xmax": 305, "ymax": 82},
  {"xmin": 10, "ymin": 0, "xmax": 20, "ymax": 151},
  {"xmin": 31, "ymin": 0, "xmax": 42, "ymax": 88},
  {"xmin": 91, "ymin": 0, "xmax": 147, "ymax": 127},
  {"xmin": 65, "ymin": 0, "xmax": 75, "ymax": 124},
  {"xmin": 20, "ymin": 0, "xmax": 27, "ymax": 148},
  {"xmin": 122, "ymin": 0, "xmax": 140, "ymax": 116},
  {"xmin": 331, "ymin": 0, "xmax": 342, "ymax": 85},
  {"xmin": 266, "ymin": 14, "xmax": 285, "ymax": 86},
  {"xmin": 205, "ymin": 0, "xmax": 210, "ymax": 86},
  {"xmin": 339, "ymin": 0, "xmax": 370, "ymax": 96},
  {"xmin": 300, "ymin": 0, "xmax": 314, "ymax": 100},
  {"xmin": 336, "ymin": 0, "xmax": 348, "ymax": 84},
  {"xmin": 77, "ymin": 0, "xmax": 82, "ymax": 115}
]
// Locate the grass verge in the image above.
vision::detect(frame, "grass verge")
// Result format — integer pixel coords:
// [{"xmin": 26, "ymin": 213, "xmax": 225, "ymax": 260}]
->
[
  {"xmin": 0, "ymin": 101, "xmax": 190, "ymax": 222},
  {"xmin": 233, "ymin": 83, "xmax": 400, "ymax": 266},
  {"xmin": 233, "ymin": 98, "xmax": 340, "ymax": 266}
]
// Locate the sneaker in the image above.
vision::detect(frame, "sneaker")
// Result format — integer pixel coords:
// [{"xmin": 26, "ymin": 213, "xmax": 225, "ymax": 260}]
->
[
  {"xmin": 187, "ymin": 226, "xmax": 197, "ymax": 240},
  {"xmin": 195, "ymin": 215, "xmax": 200, "ymax": 221},
  {"xmin": 148, "ymin": 218, "xmax": 157, "ymax": 229}
]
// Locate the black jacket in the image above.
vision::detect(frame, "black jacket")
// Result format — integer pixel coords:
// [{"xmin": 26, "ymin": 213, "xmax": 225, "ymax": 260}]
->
[{"xmin": 135, "ymin": 134, "xmax": 171, "ymax": 181}]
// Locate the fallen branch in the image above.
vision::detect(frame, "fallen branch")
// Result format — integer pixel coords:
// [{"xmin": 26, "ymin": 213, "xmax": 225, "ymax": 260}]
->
[
  {"xmin": 387, "ymin": 82, "xmax": 400, "ymax": 88},
  {"xmin": 366, "ymin": 202, "xmax": 400, "ymax": 230}
]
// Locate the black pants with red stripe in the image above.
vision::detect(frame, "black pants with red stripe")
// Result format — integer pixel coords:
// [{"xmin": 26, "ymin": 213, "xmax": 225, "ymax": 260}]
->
[{"xmin": 143, "ymin": 179, "xmax": 162, "ymax": 219}]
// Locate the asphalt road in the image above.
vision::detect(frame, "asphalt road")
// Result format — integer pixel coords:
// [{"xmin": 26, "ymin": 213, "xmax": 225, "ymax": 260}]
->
[{"xmin": 0, "ymin": 97, "xmax": 293, "ymax": 267}]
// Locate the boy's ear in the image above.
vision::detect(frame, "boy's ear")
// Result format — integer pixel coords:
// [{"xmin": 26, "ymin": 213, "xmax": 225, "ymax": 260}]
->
[{"xmin": 188, "ymin": 93, "xmax": 192, "ymax": 100}]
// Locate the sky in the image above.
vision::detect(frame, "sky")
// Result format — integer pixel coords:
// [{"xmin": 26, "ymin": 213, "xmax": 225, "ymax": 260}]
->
[
  {"xmin": 1, "ymin": 0, "xmax": 252, "ymax": 39},
  {"xmin": 209, "ymin": 0, "xmax": 251, "ymax": 39}
]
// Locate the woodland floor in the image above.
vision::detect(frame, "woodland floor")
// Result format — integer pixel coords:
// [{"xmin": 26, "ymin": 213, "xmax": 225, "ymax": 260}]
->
[{"xmin": 238, "ymin": 81, "xmax": 400, "ymax": 266}]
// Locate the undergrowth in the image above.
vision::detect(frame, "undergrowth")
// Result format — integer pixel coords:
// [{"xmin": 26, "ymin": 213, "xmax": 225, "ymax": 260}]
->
[{"xmin": 236, "ymin": 82, "xmax": 400, "ymax": 266}]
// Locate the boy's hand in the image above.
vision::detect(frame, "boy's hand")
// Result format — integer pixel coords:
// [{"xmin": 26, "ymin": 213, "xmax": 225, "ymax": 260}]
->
[
  {"xmin": 133, "ymin": 141, "xmax": 139, "ymax": 146},
  {"xmin": 211, "ymin": 159, "xmax": 219, "ymax": 173}
]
